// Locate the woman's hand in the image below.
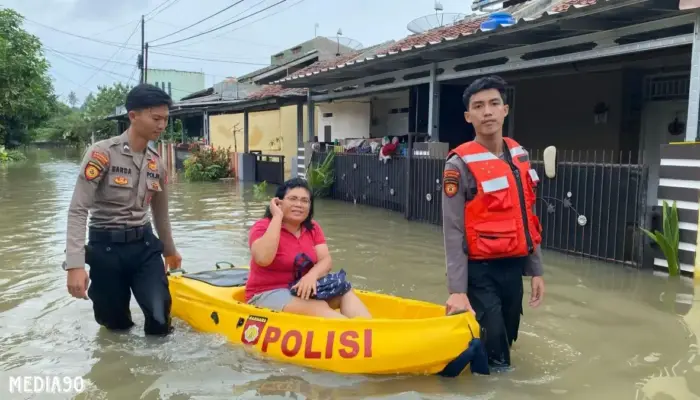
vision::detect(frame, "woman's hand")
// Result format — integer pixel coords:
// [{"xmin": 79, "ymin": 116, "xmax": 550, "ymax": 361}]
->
[
  {"xmin": 291, "ymin": 272, "xmax": 318, "ymax": 300},
  {"xmin": 270, "ymin": 197, "xmax": 283, "ymax": 219}
]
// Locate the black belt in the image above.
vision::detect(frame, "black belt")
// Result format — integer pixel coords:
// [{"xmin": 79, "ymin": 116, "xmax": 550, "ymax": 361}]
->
[{"xmin": 89, "ymin": 223, "xmax": 152, "ymax": 243}]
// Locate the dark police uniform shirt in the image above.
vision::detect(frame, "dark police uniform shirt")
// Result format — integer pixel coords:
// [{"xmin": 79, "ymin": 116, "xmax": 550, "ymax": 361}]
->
[
  {"xmin": 442, "ymin": 151, "xmax": 544, "ymax": 294},
  {"xmin": 65, "ymin": 131, "xmax": 175, "ymax": 269}
]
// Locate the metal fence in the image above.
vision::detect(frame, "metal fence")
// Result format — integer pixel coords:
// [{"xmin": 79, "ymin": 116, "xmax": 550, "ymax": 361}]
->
[{"xmin": 311, "ymin": 148, "xmax": 648, "ymax": 267}]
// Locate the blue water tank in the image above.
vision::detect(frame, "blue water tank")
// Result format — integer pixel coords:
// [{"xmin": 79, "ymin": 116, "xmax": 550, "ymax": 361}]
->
[{"xmin": 479, "ymin": 12, "xmax": 515, "ymax": 32}]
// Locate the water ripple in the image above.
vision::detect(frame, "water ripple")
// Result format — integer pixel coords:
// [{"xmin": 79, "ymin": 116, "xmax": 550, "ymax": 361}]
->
[{"xmin": 0, "ymin": 148, "xmax": 698, "ymax": 400}]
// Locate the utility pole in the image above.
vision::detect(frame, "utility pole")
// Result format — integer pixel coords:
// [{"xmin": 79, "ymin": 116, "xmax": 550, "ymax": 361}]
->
[
  {"xmin": 144, "ymin": 43, "xmax": 149, "ymax": 83},
  {"xmin": 140, "ymin": 15, "xmax": 145, "ymax": 83}
]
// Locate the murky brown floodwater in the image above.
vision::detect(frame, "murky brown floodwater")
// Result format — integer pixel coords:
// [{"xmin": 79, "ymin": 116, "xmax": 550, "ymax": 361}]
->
[{"xmin": 0, "ymin": 148, "xmax": 699, "ymax": 400}]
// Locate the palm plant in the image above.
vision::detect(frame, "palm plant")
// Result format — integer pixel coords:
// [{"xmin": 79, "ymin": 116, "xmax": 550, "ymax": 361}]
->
[{"xmin": 641, "ymin": 200, "xmax": 681, "ymax": 277}]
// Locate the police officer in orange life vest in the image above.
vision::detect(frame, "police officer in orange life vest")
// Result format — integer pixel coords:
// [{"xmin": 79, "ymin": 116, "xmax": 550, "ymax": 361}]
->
[
  {"xmin": 64, "ymin": 83, "xmax": 182, "ymax": 336},
  {"xmin": 442, "ymin": 75, "xmax": 545, "ymax": 368}
]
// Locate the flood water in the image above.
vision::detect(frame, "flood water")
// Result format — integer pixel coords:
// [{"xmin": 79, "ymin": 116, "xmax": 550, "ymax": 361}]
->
[{"xmin": 1, "ymin": 148, "xmax": 699, "ymax": 400}]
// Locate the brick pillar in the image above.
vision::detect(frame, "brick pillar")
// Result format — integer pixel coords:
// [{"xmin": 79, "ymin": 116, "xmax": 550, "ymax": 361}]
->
[{"xmin": 655, "ymin": 143, "xmax": 700, "ymax": 276}]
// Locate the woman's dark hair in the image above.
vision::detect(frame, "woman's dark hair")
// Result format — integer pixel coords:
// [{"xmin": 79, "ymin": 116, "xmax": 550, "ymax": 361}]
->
[{"xmin": 263, "ymin": 177, "xmax": 315, "ymax": 231}]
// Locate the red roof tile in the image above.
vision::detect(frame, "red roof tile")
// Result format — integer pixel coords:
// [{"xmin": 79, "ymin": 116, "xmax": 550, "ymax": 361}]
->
[
  {"xmin": 384, "ymin": 16, "xmax": 488, "ymax": 53},
  {"xmin": 551, "ymin": 0, "xmax": 597, "ymax": 13},
  {"xmin": 246, "ymin": 85, "xmax": 307, "ymax": 100},
  {"xmin": 274, "ymin": 0, "xmax": 600, "ymax": 84}
]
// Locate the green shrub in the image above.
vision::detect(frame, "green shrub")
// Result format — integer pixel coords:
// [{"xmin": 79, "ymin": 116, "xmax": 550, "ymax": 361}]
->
[
  {"xmin": 253, "ymin": 181, "xmax": 268, "ymax": 200},
  {"xmin": 0, "ymin": 146, "xmax": 27, "ymax": 164},
  {"xmin": 641, "ymin": 200, "xmax": 680, "ymax": 277},
  {"xmin": 306, "ymin": 151, "xmax": 335, "ymax": 197},
  {"xmin": 183, "ymin": 145, "xmax": 232, "ymax": 182}
]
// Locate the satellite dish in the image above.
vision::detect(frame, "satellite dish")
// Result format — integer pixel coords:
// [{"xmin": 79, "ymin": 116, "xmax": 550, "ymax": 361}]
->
[
  {"xmin": 324, "ymin": 36, "xmax": 364, "ymax": 50},
  {"xmin": 407, "ymin": 13, "xmax": 467, "ymax": 34},
  {"xmin": 407, "ymin": 1, "xmax": 469, "ymax": 34}
]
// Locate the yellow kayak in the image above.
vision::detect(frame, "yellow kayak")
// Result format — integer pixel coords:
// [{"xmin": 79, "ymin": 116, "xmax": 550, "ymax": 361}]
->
[{"xmin": 168, "ymin": 265, "xmax": 483, "ymax": 376}]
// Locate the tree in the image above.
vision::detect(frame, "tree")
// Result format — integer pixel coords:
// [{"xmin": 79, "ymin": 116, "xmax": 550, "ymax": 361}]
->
[
  {"xmin": 0, "ymin": 9, "xmax": 56, "ymax": 148},
  {"xmin": 81, "ymin": 82, "xmax": 131, "ymax": 141},
  {"xmin": 32, "ymin": 82, "xmax": 131, "ymax": 144},
  {"xmin": 67, "ymin": 91, "xmax": 78, "ymax": 108}
]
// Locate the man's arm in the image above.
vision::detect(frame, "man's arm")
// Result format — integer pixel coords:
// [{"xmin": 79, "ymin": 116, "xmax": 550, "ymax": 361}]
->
[
  {"xmin": 65, "ymin": 145, "xmax": 109, "ymax": 269},
  {"xmin": 150, "ymin": 162, "xmax": 177, "ymax": 256},
  {"xmin": 524, "ymin": 204, "xmax": 544, "ymax": 277},
  {"xmin": 442, "ymin": 156, "xmax": 470, "ymax": 294}
]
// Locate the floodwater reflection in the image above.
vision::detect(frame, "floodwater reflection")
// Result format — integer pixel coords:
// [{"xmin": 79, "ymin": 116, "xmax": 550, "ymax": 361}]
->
[{"xmin": 0, "ymin": 148, "xmax": 698, "ymax": 399}]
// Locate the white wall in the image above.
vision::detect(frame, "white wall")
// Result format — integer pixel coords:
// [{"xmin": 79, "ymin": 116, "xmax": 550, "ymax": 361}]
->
[
  {"xmin": 369, "ymin": 90, "xmax": 410, "ymax": 138},
  {"xmin": 316, "ymin": 101, "xmax": 371, "ymax": 141}
]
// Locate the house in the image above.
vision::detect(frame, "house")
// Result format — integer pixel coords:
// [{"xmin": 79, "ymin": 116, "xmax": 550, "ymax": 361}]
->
[
  {"xmin": 270, "ymin": 0, "xmax": 699, "ymax": 276},
  {"xmin": 202, "ymin": 36, "xmax": 363, "ymax": 180},
  {"xmin": 146, "ymin": 68, "xmax": 206, "ymax": 102}
]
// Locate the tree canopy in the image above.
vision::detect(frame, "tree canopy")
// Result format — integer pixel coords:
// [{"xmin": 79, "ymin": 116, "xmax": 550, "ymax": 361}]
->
[{"xmin": 0, "ymin": 9, "xmax": 56, "ymax": 148}]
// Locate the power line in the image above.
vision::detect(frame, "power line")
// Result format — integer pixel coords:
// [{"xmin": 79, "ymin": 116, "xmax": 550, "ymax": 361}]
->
[
  {"xmin": 144, "ymin": 0, "xmax": 180, "ymax": 18},
  {"xmin": 44, "ymin": 48, "xmax": 136, "ymax": 66},
  {"xmin": 162, "ymin": 0, "xmax": 267, "ymax": 47},
  {"xmin": 203, "ymin": 0, "xmax": 308, "ymax": 44},
  {"xmin": 83, "ymin": 20, "xmax": 141, "ymax": 86},
  {"xmin": 149, "ymin": 0, "xmax": 246, "ymax": 43},
  {"xmin": 149, "ymin": 0, "xmax": 287, "ymax": 48},
  {"xmin": 47, "ymin": 49, "xmax": 204, "ymax": 94},
  {"xmin": 148, "ymin": 18, "xmax": 279, "ymax": 49},
  {"xmin": 22, "ymin": 17, "xmax": 143, "ymax": 50},
  {"xmin": 148, "ymin": 50, "xmax": 268, "ymax": 65}
]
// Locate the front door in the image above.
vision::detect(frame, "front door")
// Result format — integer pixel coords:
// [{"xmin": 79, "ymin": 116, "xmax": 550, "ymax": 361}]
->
[{"xmin": 640, "ymin": 100, "xmax": 688, "ymax": 206}]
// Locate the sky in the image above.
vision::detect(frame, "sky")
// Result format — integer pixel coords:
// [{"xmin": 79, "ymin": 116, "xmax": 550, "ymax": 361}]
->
[{"xmin": 6, "ymin": 0, "xmax": 474, "ymax": 105}]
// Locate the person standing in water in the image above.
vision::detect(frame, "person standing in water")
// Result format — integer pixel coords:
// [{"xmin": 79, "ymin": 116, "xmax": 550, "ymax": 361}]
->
[
  {"xmin": 442, "ymin": 75, "xmax": 545, "ymax": 368},
  {"xmin": 64, "ymin": 83, "xmax": 182, "ymax": 336}
]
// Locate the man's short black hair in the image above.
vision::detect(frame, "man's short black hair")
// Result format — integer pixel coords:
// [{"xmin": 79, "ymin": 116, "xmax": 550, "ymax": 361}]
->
[
  {"xmin": 462, "ymin": 75, "xmax": 508, "ymax": 110},
  {"xmin": 125, "ymin": 83, "xmax": 173, "ymax": 112}
]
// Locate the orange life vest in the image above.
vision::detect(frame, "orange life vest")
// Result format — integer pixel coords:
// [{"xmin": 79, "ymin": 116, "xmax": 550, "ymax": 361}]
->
[{"xmin": 447, "ymin": 137, "xmax": 542, "ymax": 260}]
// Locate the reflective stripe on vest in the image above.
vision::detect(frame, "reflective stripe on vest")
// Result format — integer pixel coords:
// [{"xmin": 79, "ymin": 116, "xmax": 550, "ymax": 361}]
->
[
  {"xmin": 481, "ymin": 176, "xmax": 509, "ymax": 193},
  {"xmin": 528, "ymin": 168, "xmax": 539, "ymax": 183},
  {"xmin": 461, "ymin": 146, "xmax": 527, "ymax": 165}
]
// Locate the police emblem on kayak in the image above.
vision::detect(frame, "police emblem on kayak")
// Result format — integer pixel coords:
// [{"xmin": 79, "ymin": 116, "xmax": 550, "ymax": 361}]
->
[{"xmin": 241, "ymin": 315, "xmax": 268, "ymax": 345}]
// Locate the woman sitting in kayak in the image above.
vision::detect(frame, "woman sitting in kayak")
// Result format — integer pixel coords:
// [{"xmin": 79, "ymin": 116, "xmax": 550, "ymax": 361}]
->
[{"xmin": 245, "ymin": 178, "xmax": 372, "ymax": 319}]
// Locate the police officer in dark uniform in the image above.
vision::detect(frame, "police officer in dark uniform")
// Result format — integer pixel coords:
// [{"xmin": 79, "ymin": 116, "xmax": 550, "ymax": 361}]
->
[
  {"xmin": 442, "ymin": 75, "xmax": 545, "ymax": 368},
  {"xmin": 64, "ymin": 83, "xmax": 181, "ymax": 336}
]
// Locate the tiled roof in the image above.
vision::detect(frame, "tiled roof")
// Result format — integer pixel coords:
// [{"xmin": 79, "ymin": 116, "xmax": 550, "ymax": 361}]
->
[
  {"xmin": 551, "ymin": 0, "xmax": 597, "ymax": 13},
  {"xmin": 275, "ymin": 0, "xmax": 600, "ymax": 84},
  {"xmin": 245, "ymin": 85, "xmax": 307, "ymax": 100}
]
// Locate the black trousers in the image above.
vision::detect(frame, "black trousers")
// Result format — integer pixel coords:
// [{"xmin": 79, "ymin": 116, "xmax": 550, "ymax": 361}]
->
[
  {"xmin": 85, "ymin": 226, "xmax": 172, "ymax": 336},
  {"xmin": 467, "ymin": 256, "xmax": 525, "ymax": 367}
]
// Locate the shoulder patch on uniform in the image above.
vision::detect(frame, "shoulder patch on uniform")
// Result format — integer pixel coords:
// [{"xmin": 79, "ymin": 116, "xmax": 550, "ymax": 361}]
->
[
  {"xmin": 443, "ymin": 169, "xmax": 460, "ymax": 198},
  {"xmin": 90, "ymin": 150, "xmax": 109, "ymax": 168},
  {"xmin": 84, "ymin": 162, "xmax": 103, "ymax": 181}
]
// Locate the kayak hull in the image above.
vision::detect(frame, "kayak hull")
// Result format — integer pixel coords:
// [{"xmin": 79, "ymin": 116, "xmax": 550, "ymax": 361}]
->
[{"xmin": 168, "ymin": 267, "xmax": 481, "ymax": 376}]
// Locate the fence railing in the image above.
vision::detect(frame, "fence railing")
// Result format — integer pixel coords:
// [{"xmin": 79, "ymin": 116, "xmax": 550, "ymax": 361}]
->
[{"xmin": 311, "ymin": 148, "xmax": 649, "ymax": 267}]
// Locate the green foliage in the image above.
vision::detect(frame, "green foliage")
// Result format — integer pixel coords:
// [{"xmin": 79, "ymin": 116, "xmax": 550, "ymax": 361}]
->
[
  {"xmin": 0, "ymin": 9, "xmax": 56, "ymax": 148},
  {"xmin": 32, "ymin": 83, "xmax": 131, "ymax": 145},
  {"xmin": 183, "ymin": 146, "xmax": 233, "ymax": 182},
  {"xmin": 0, "ymin": 146, "xmax": 27, "ymax": 163},
  {"xmin": 253, "ymin": 181, "xmax": 268, "ymax": 200},
  {"xmin": 641, "ymin": 200, "xmax": 681, "ymax": 277},
  {"xmin": 306, "ymin": 151, "xmax": 335, "ymax": 197}
]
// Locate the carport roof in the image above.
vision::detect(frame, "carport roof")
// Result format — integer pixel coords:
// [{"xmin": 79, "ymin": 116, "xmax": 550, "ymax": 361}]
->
[{"xmin": 274, "ymin": 0, "xmax": 691, "ymax": 88}]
